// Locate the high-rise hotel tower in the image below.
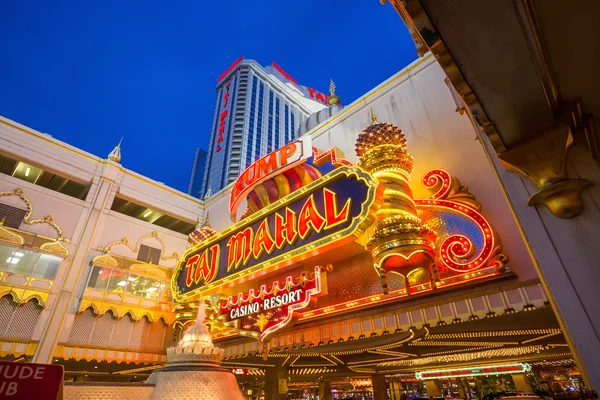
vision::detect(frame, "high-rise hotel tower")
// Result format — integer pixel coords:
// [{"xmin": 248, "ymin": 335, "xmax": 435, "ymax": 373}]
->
[{"xmin": 197, "ymin": 57, "xmax": 328, "ymax": 197}]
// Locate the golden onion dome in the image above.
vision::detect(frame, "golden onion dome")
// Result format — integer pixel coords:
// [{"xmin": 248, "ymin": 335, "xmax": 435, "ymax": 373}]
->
[
  {"xmin": 355, "ymin": 109, "xmax": 407, "ymax": 158},
  {"xmin": 188, "ymin": 216, "xmax": 216, "ymax": 247}
]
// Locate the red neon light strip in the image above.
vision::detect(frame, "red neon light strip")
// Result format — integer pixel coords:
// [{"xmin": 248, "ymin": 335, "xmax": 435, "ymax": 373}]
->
[
  {"xmin": 312, "ymin": 146, "xmax": 353, "ymax": 167},
  {"xmin": 271, "ymin": 62, "xmax": 299, "ymax": 85},
  {"xmin": 218, "ymin": 56, "xmax": 243, "ymax": 83},
  {"xmin": 298, "ymin": 271, "xmax": 499, "ymax": 321}
]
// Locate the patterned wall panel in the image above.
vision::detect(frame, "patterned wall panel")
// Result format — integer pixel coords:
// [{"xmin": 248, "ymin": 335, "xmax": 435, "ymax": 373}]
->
[
  {"xmin": 129, "ymin": 317, "xmax": 152, "ymax": 349},
  {"xmin": 65, "ymin": 307, "xmax": 169, "ymax": 353},
  {"xmin": 67, "ymin": 308, "xmax": 96, "ymax": 344},
  {"xmin": 146, "ymin": 319, "xmax": 168, "ymax": 351},
  {"xmin": 0, "ymin": 295, "xmax": 42, "ymax": 339},
  {"xmin": 110, "ymin": 314, "xmax": 134, "ymax": 347},
  {"xmin": 319, "ymin": 253, "xmax": 381, "ymax": 307},
  {"xmin": 0, "ymin": 296, "xmax": 16, "ymax": 333},
  {"xmin": 89, "ymin": 311, "xmax": 115, "ymax": 346}
]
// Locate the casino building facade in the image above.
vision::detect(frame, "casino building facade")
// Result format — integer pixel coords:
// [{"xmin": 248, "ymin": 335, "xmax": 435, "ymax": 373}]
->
[
  {"xmin": 199, "ymin": 58, "xmax": 330, "ymax": 198},
  {"xmin": 0, "ymin": 51, "xmax": 596, "ymax": 399}
]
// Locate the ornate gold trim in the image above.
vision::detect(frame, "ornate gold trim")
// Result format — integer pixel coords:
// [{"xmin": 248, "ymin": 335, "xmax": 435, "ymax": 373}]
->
[
  {"xmin": 54, "ymin": 343, "xmax": 166, "ymax": 364},
  {"xmin": 0, "ymin": 222, "xmax": 24, "ymax": 245},
  {"xmin": 92, "ymin": 253, "xmax": 119, "ymax": 268},
  {"xmin": 0, "ymin": 286, "xmax": 49, "ymax": 307},
  {"xmin": 98, "ymin": 231, "xmax": 179, "ymax": 262},
  {"xmin": 78, "ymin": 298, "xmax": 175, "ymax": 324},
  {"xmin": 40, "ymin": 240, "xmax": 69, "ymax": 257},
  {"xmin": 0, "ymin": 188, "xmax": 67, "ymax": 240},
  {"xmin": 498, "ymin": 124, "xmax": 592, "ymax": 218},
  {"xmin": 383, "ymin": 0, "xmax": 596, "ymax": 219},
  {"xmin": 90, "ymin": 252, "xmax": 172, "ymax": 280},
  {"xmin": 0, "ymin": 188, "xmax": 70, "ymax": 256},
  {"xmin": 129, "ymin": 263, "xmax": 168, "ymax": 280},
  {"xmin": 0, "ymin": 339, "xmax": 37, "ymax": 358}
]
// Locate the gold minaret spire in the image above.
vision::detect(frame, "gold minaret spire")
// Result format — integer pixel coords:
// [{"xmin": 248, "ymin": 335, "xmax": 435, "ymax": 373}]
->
[
  {"xmin": 108, "ymin": 137, "xmax": 123, "ymax": 163},
  {"xmin": 356, "ymin": 117, "xmax": 436, "ymax": 294},
  {"xmin": 370, "ymin": 108, "xmax": 378, "ymax": 124},
  {"xmin": 328, "ymin": 79, "xmax": 340, "ymax": 106}
]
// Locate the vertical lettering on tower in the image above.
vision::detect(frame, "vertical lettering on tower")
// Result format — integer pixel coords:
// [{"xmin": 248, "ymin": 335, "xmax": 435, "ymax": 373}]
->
[{"xmin": 216, "ymin": 81, "xmax": 232, "ymax": 153}]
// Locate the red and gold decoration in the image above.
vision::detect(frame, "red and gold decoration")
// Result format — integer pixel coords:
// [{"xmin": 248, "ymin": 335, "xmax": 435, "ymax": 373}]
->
[
  {"xmin": 188, "ymin": 215, "xmax": 217, "ymax": 248},
  {"xmin": 172, "ymin": 114, "xmax": 509, "ymax": 343},
  {"xmin": 229, "ymin": 137, "xmax": 314, "ymax": 221},
  {"xmin": 219, "ymin": 266, "xmax": 325, "ymax": 342},
  {"xmin": 416, "ymin": 169, "xmax": 508, "ymax": 279},
  {"xmin": 172, "ymin": 165, "xmax": 381, "ymax": 301},
  {"xmin": 356, "ymin": 110, "xmax": 437, "ymax": 294},
  {"xmin": 355, "ymin": 111, "xmax": 508, "ymax": 293}
]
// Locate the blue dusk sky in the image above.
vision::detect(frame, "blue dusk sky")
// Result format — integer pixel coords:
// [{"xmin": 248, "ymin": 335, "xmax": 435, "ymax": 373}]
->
[{"xmin": 0, "ymin": 1, "xmax": 417, "ymax": 193}]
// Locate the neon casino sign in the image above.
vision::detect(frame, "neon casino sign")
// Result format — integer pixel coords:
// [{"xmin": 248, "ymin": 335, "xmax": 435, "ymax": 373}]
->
[
  {"xmin": 220, "ymin": 266, "xmax": 323, "ymax": 341},
  {"xmin": 172, "ymin": 165, "xmax": 380, "ymax": 301},
  {"xmin": 270, "ymin": 61, "xmax": 333, "ymax": 106},
  {"xmin": 230, "ymin": 137, "xmax": 312, "ymax": 220}
]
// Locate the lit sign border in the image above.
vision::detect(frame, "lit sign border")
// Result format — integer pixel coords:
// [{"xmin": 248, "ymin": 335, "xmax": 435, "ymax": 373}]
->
[
  {"xmin": 171, "ymin": 166, "xmax": 380, "ymax": 301},
  {"xmin": 229, "ymin": 137, "xmax": 312, "ymax": 220},
  {"xmin": 222, "ymin": 266, "xmax": 323, "ymax": 342},
  {"xmin": 416, "ymin": 363, "xmax": 531, "ymax": 380}
]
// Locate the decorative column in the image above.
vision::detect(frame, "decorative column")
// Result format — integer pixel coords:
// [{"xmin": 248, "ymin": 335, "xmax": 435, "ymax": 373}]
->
[
  {"xmin": 372, "ymin": 374, "xmax": 389, "ymax": 400},
  {"xmin": 33, "ymin": 149, "xmax": 123, "ymax": 363},
  {"xmin": 511, "ymin": 374, "xmax": 533, "ymax": 393},
  {"xmin": 319, "ymin": 380, "xmax": 332, "ymax": 400},
  {"xmin": 425, "ymin": 380, "xmax": 442, "ymax": 397},
  {"xmin": 356, "ymin": 111, "xmax": 436, "ymax": 294},
  {"xmin": 390, "ymin": 379, "xmax": 402, "ymax": 400},
  {"xmin": 264, "ymin": 365, "xmax": 288, "ymax": 400}
]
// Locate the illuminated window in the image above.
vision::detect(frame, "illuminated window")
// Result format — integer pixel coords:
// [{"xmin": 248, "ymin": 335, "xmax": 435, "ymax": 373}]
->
[
  {"xmin": 107, "ymin": 269, "xmax": 128, "ymax": 293},
  {"xmin": 0, "ymin": 153, "xmax": 90, "ymax": 200},
  {"xmin": 0, "ymin": 244, "xmax": 61, "ymax": 280},
  {"xmin": 87, "ymin": 266, "xmax": 112, "ymax": 291},
  {"xmin": 12, "ymin": 161, "xmax": 42, "ymax": 184},
  {"xmin": 31, "ymin": 254, "xmax": 61, "ymax": 279},
  {"xmin": 126, "ymin": 274, "xmax": 145, "ymax": 297},
  {"xmin": 86, "ymin": 265, "xmax": 171, "ymax": 301},
  {"xmin": 110, "ymin": 197, "xmax": 195, "ymax": 235}
]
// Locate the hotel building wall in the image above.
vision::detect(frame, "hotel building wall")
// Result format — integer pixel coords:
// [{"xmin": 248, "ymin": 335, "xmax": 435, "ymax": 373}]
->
[{"xmin": 0, "ymin": 116, "xmax": 203, "ymax": 365}]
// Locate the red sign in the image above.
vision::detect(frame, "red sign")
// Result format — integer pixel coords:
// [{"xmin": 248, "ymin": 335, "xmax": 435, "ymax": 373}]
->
[
  {"xmin": 218, "ymin": 56, "xmax": 243, "ymax": 83},
  {"xmin": 216, "ymin": 81, "xmax": 232, "ymax": 153},
  {"xmin": 220, "ymin": 266, "xmax": 324, "ymax": 341},
  {"xmin": 307, "ymin": 88, "xmax": 329, "ymax": 105},
  {"xmin": 0, "ymin": 361, "xmax": 63, "ymax": 399},
  {"xmin": 232, "ymin": 368, "xmax": 248, "ymax": 375},
  {"xmin": 229, "ymin": 137, "xmax": 312, "ymax": 219},
  {"xmin": 271, "ymin": 62, "xmax": 298, "ymax": 85},
  {"xmin": 172, "ymin": 165, "xmax": 380, "ymax": 301}
]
